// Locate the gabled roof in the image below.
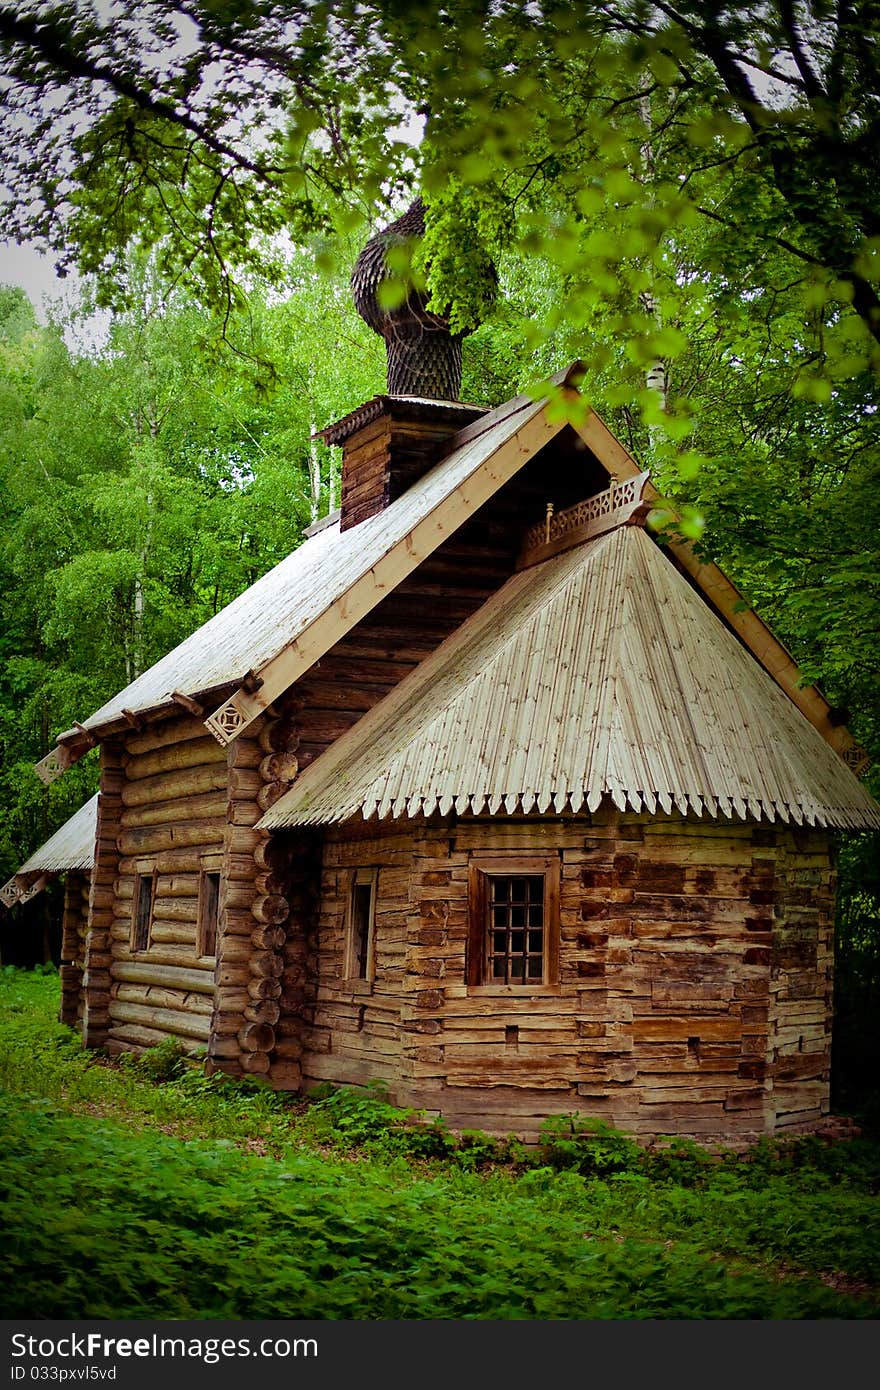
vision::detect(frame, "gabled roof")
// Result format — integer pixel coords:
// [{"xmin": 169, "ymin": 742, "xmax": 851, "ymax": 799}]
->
[
  {"xmin": 0, "ymin": 793, "xmax": 98, "ymax": 909},
  {"xmin": 40, "ymin": 374, "xmax": 576, "ymax": 779},
  {"xmin": 260, "ymin": 520, "xmax": 880, "ymax": 831},
  {"xmin": 36, "ymin": 365, "xmax": 870, "ymax": 784}
]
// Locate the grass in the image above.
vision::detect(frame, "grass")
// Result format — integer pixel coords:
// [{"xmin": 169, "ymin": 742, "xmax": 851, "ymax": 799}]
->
[{"xmin": 1, "ymin": 967, "xmax": 879, "ymax": 1319}]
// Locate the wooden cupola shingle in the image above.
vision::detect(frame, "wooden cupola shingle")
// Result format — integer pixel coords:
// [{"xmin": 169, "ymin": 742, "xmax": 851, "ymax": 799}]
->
[{"xmin": 325, "ymin": 198, "xmax": 494, "ymax": 531}]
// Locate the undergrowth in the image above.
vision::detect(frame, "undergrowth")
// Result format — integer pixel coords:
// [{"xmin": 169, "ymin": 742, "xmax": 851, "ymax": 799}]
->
[{"xmin": 1, "ymin": 968, "xmax": 879, "ymax": 1318}]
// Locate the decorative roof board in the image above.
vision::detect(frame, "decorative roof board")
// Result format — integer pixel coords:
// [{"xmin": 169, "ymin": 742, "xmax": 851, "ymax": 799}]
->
[
  {"xmin": 260, "ymin": 524, "xmax": 880, "ymax": 831},
  {"xmin": 0, "ymin": 793, "xmax": 98, "ymax": 908}
]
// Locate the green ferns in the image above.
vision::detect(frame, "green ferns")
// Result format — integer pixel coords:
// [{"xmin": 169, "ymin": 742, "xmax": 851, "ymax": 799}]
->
[{"xmin": 0, "ymin": 970, "xmax": 879, "ymax": 1319}]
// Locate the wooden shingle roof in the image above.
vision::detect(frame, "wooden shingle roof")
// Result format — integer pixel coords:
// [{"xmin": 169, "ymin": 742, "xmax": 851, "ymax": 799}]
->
[
  {"xmin": 260, "ymin": 520, "xmax": 880, "ymax": 831},
  {"xmin": 0, "ymin": 793, "xmax": 98, "ymax": 908},
  {"xmin": 38, "ymin": 377, "xmax": 575, "ymax": 779}
]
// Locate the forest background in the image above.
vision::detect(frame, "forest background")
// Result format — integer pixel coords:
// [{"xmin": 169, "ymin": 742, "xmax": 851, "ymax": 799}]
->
[{"xmin": 0, "ymin": 1, "xmax": 877, "ymax": 1116}]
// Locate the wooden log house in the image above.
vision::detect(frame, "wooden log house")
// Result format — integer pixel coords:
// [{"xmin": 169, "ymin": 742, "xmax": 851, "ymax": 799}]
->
[
  {"xmin": 25, "ymin": 204, "xmax": 880, "ymax": 1142},
  {"xmin": 1, "ymin": 794, "xmax": 98, "ymax": 1027}
]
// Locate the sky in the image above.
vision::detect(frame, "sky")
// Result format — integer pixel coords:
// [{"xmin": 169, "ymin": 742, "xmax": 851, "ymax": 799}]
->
[
  {"xmin": 0, "ymin": 240, "xmax": 111, "ymax": 348},
  {"xmin": 0, "ymin": 242, "xmax": 65, "ymax": 319}
]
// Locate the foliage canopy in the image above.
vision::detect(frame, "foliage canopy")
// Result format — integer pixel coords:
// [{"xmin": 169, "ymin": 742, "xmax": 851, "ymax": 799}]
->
[{"xmin": 1, "ymin": 2, "xmax": 878, "ymax": 379}]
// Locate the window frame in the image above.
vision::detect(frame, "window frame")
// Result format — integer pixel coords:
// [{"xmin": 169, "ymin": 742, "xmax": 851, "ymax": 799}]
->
[
  {"xmin": 130, "ymin": 867, "xmax": 157, "ymax": 954},
  {"xmin": 343, "ymin": 867, "xmax": 379, "ymax": 989},
  {"xmin": 467, "ymin": 854, "xmax": 560, "ymax": 990},
  {"xmin": 197, "ymin": 867, "xmax": 221, "ymax": 960}
]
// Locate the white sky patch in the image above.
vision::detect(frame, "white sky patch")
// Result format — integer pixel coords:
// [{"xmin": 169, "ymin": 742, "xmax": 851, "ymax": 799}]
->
[{"xmin": 0, "ymin": 241, "xmax": 111, "ymax": 348}]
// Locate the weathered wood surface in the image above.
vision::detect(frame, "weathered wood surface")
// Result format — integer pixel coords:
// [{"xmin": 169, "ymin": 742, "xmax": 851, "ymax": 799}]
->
[
  {"xmin": 106, "ymin": 715, "xmax": 224, "ymax": 1055},
  {"xmin": 80, "ymin": 741, "xmax": 126, "ymax": 1048},
  {"xmin": 59, "ymin": 870, "xmax": 90, "ymax": 1027},
  {"xmin": 300, "ymin": 811, "xmax": 834, "ymax": 1141}
]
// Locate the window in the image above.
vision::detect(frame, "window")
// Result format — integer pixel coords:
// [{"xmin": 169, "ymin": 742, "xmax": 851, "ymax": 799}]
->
[
  {"xmin": 198, "ymin": 871, "xmax": 221, "ymax": 958},
  {"xmin": 344, "ymin": 869, "xmax": 378, "ymax": 983},
  {"xmin": 131, "ymin": 870, "xmax": 156, "ymax": 953},
  {"xmin": 467, "ymin": 856, "xmax": 560, "ymax": 987}
]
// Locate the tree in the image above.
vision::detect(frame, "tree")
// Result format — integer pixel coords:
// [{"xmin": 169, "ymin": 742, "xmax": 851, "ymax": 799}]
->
[
  {"xmin": 1, "ymin": 2, "xmax": 878, "ymax": 386},
  {"xmin": 0, "ymin": 261, "xmax": 381, "ymax": 879}
]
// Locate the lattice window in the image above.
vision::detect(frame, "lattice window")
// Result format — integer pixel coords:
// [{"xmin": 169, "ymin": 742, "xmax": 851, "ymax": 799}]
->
[
  {"xmin": 468, "ymin": 855, "xmax": 560, "ymax": 987},
  {"xmin": 487, "ymin": 875, "xmax": 546, "ymax": 983}
]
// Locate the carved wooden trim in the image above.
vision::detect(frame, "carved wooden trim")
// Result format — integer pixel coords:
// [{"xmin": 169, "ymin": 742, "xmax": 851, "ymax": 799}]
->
[
  {"xmin": 0, "ymin": 878, "xmax": 22, "ymax": 908},
  {"xmin": 518, "ymin": 471, "xmax": 651, "ymax": 569},
  {"xmin": 842, "ymin": 745, "xmax": 872, "ymax": 778},
  {"xmin": 19, "ymin": 874, "xmax": 49, "ymax": 904},
  {"xmin": 204, "ymin": 696, "xmax": 250, "ymax": 746},
  {"xmin": 35, "ymin": 745, "xmax": 75, "ymax": 785}
]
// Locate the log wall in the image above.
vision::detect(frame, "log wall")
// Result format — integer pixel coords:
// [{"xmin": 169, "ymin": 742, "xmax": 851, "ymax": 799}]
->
[
  {"xmin": 301, "ymin": 810, "xmax": 836, "ymax": 1142},
  {"xmin": 81, "ymin": 741, "xmax": 125, "ymax": 1048},
  {"xmin": 59, "ymin": 870, "xmax": 91, "ymax": 1029},
  {"xmin": 301, "ymin": 828, "xmax": 414, "ymax": 1087},
  {"xmin": 104, "ymin": 715, "xmax": 227, "ymax": 1055}
]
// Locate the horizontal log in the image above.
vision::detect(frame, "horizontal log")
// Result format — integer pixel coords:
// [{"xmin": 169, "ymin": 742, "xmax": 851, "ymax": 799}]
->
[
  {"xmin": 238, "ymin": 1021, "xmax": 275, "ymax": 1053},
  {"xmin": 224, "ymin": 884, "xmax": 259, "ymax": 912},
  {"xmin": 240, "ymin": 1051, "xmax": 271, "ymax": 1075},
  {"xmin": 149, "ymin": 921, "xmax": 197, "ymax": 946},
  {"xmin": 111, "ymin": 942, "xmax": 208, "ymax": 970},
  {"xmin": 217, "ymin": 937, "xmax": 258, "ymax": 964},
  {"xmin": 228, "ymin": 733, "xmax": 265, "ymax": 767},
  {"xmin": 249, "ymin": 951, "xmax": 284, "ymax": 980},
  {"xmin": 125, "ymin": 736, "xmax": 226, "ymax": 781},
  {"xmin": 250, "ymin": 925, "xmax": 286, "ymax": 951},
  {"xmin": 112, "ymin": 961, "xmax": 215, "ymax": 994},
  {"xmin": 254, "ymin": 871, "xmax": 287, "ymax": 898},
  {"xmin": 109, "ymin": 1023, "xmax": 183, "ymax": 1052},
  {"xmin": 268, "ymin": 1060, "xmax": 302, "ymax": 1086},
  {"xmin": 244, "ymin": 1000, "xmax": 280, "ymax": 1026},
  {"xmin": 259, "ymin": 751, "xmax": 299, "ymax": 783},
  {"xmin": 118, "ymin": 850, "xmax": 208, "ymax": 876},
  {"xmin": 248, "ymin": 976, "xmax": 282, "ymax": 1002},
  {"xmin": 228, "ymin": 768, "xmax": 263, "ymax": 799},
  {"xmin": 225, "ymin": 826, "xmax": 265, "ymax": 857},
  {"xmin": 108, "ymin": 999, "xmax": 211, "ymax": 1042},
  {"xmin": 215, "ymin": 967, "xmax": 252, "ymax": 991},
  {"xmin": 122, "ymin": 765, "xmax": 228, "ymax": 809},
  {"xmin": 124, "ymin": 716, "xmax": 211, "ymax": 757},
  {"xmin": 113, "ymin": 873, "xmax": 201, "ymax": 901},
  {"xmin": 257, "ymin": 782, "xmax": 286, "ymax": 811},
  {"xmin": 120, "ymin": 792, "xmax": 227, "ymax": 830},
  {"xmin": 114, "ymin": 984, "xmax": 214, "ymax": 1015},
  {"xmin": 118, "ymin": 821, "xmax": 225, "ymax": 856},
  {"xmin": 213, "ymin": 1007, "xmax": 249, "ymax": 1035},
  {"xmin": 212, "ymin": 990, "xmax": 253, "ymax": 1015},
  {"xmin": 253, "ymin": 838, "xmax": 281, "ymax": 872}
]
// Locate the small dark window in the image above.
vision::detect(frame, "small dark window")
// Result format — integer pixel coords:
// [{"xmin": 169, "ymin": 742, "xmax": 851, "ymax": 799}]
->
[
  {"xmin": 199, "ymin": 871, "xmax": 221, "ymax": 958},
  {"xmin": 132, "ymin": 872, "xmax": 155, "ymax": 953},
  {"xmin": 346, "ymin": 870, "xmax": 377, "ymax": 982},
  {"xmin": 488, "ymin": 875, "xmax": 545, "ymax": 982}
]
